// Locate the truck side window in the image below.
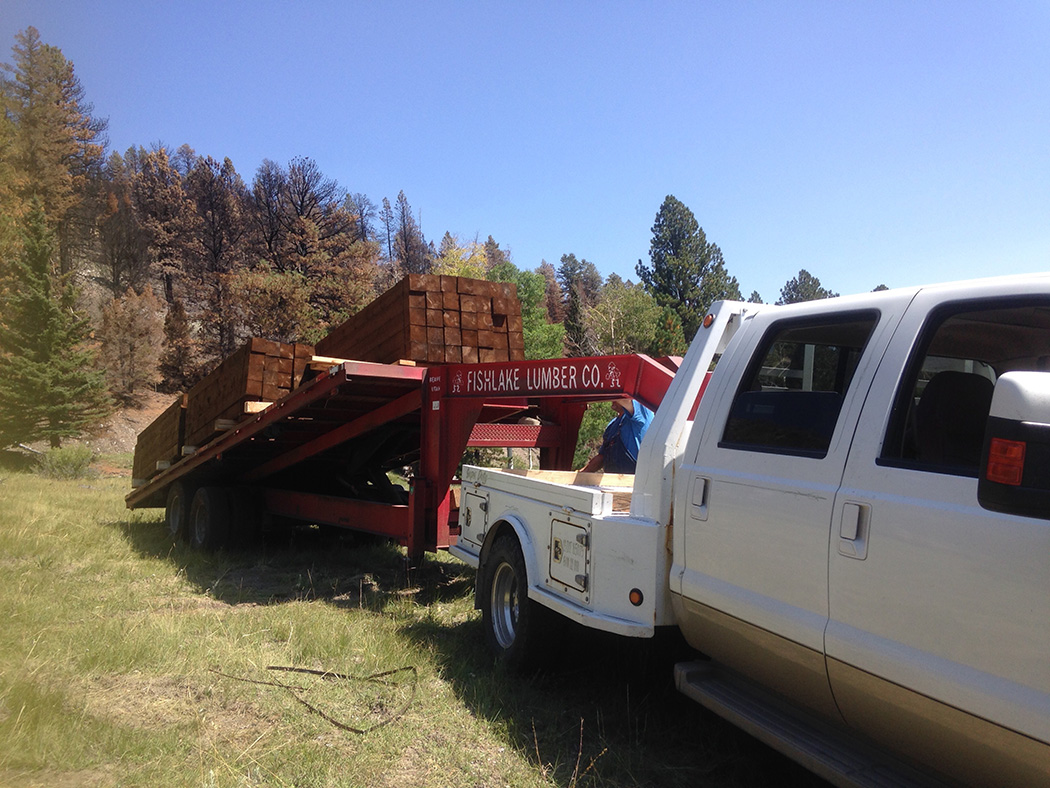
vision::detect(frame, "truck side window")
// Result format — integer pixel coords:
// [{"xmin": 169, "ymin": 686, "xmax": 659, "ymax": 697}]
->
[
  {"xmin": 881, "ymin": 298, "xmax": 1050, "ymax": 476},
  {"xmin": 721, "ymin": 312, "xmax": 878, "ymax": 458}
]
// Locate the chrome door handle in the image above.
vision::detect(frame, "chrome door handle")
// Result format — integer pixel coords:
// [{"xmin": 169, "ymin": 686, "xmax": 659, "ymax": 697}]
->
[
  {"xmin": 838, "ymin": 502, "xmax": 870, "ymax": 560},
  {"xmin": 690, "ymin": 476, "xmax": 709, "ymax": 521}
]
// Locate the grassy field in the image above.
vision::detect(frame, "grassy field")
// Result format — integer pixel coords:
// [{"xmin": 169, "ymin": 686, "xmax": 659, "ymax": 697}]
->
[{"xmin": 0, "ymin": 458, "xmax": 826, "ymax": 788}]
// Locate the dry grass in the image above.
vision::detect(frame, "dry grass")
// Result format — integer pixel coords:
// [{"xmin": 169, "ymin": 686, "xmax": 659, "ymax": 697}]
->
[{"xmin": 0, "ymin": 463, "xmax": 826, "ymax": 787}]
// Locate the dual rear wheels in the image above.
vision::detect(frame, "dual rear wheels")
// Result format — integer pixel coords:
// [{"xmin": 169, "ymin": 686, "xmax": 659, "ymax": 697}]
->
[{"xmin": 164, "ymin": 483, "xmax": 259, "ymax": 550}]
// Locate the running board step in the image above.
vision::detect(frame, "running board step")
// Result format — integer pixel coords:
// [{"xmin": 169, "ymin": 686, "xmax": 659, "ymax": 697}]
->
[{"xmin": 674, "ymin": 660, "xmax": 951, "ymax": 788}]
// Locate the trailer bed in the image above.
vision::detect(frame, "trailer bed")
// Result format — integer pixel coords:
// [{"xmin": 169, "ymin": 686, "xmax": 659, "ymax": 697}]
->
[{"xmin": 128, "ymin": 354, "xmax": 678, "ymax": 560}]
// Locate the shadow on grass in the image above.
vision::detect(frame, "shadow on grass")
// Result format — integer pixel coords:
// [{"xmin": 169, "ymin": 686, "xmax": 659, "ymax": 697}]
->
[
  {"xmin": 116, "ymin": 512, "xmax": 827, "ymax": 787},
  {"xmin": 400, "ymin": 614, "xmax": 830, "ymax": 788},
  {"xmin": 115, "ymin": 513, "xmax": 474, "ymax": 609}
]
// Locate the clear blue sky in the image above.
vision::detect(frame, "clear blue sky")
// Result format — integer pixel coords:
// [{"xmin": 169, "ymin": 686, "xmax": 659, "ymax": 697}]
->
[{"xmin": 3, "ymin": 1, "xmax": 1048, "ymax": 302}]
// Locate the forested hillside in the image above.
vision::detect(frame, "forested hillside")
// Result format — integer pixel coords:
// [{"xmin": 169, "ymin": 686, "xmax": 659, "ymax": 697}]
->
[{"xmin": 0, "ymin": 26, "xmax": 850, "ymax": 450}]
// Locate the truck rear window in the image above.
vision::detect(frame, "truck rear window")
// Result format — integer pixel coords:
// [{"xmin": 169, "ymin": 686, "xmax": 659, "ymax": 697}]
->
[
  {"xmin": 881, "ymin": 298, "xmax": 1050, "ymax": 475},
  {"xmin": 720, "ymin": 312, "xmax": 878, "ymax": 457}
]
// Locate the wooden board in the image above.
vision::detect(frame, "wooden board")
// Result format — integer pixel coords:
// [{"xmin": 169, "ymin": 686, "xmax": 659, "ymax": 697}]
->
[
  {"xmin": 314, "ymin": 275, "xmax": 525, "ymax": 365},
  {"xmin": 183, "ymin": 338, "xmax": 313, "ymax": 449},
  {"xmin": 132, "ymin": 395, "xmax": 186, "ymax": 482}
]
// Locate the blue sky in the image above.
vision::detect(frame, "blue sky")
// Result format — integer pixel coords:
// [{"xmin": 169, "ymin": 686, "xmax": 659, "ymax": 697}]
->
[{"xmin": 3, "ymin": 1, "xmax": 1048, "ymax": 302}]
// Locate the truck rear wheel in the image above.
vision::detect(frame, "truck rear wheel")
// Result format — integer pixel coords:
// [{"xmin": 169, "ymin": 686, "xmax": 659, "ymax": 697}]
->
[
  {"xmin": 165, "ymin": 480, "xmax": 196, "ymax": 543},
  {"xmin": 189, "ymin": 487, "xmax": 231, "ymax": 551},
  {"xmin": 482, "ymin": 534, "xmax": 548, "ymax": 670}
]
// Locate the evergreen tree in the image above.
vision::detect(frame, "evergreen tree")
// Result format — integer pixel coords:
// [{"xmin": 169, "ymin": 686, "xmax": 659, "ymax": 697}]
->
[
  {"xmin": 97, "ymin": 287, "xmax": 163, "ymax": 405},
  {"xmin": 636, "ymin": 195, "xmax": 739, "ymax": 340},
  {"xmin": 776, "ymin": 269, "xmax": 838, "ymax": 305},
  {"xmin": 649, "ymin": 307, "xmax": 688, "ymax": 356},
  {"xmin": 483, "ymin": 235, "xmax": 509, "ymax": 270},
  {"xmin": 537, "ymin": 260, "xmax": 563, "ymax": 323},
  {"xmin": 392, "ymin": 190, "xmax": 431, "ymax": 274},
  {"xmin": 1, "ymin": 27, "xmax": 106, "ymax": 274},
  {"xmin": 557, "ymin": 253, "xmax": 602, "ymax": 309},
  {"xmin": 184, "ymin": 154, "xmax": 249, "ymax": 359},
  {"xmin": 133, "ymin": 147, "xmax": 199, "ymax": 304},
  {"xmin": 158, "ymin": 297, "xmax": 197, "ymax": 392},
  {"xmin": 563, "ymin": 280, "xmax": 598, "ymax": 357},
  {"xmin": 0, "ymin": 202, "xmax": 109, "ymax": 447},
  {"xmin": 97, "ymin": 151, "xmax": 150, "ymax": 295}
]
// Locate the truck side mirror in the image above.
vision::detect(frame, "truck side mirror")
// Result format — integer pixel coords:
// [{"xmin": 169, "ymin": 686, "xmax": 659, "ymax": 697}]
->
[{"xmin": 978, "ymin": 371, "xmax": 1050, "ymax": 519}]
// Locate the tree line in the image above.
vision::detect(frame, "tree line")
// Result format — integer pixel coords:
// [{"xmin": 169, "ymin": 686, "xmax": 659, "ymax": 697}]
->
[{"xmin": 0, "ymin": 27, "xmax": 868, "ymax": 449}]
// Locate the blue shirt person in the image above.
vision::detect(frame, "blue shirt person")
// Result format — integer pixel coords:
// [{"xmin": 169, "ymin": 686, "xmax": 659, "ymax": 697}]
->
[{"xmin": 580, "ymin": 398, "xmax": 654, "ymax": 474}]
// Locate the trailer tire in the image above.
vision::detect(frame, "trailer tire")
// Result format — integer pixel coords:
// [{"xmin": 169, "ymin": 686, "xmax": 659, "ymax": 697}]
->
[
  {"xmin": 481, "ymin": 534, "xmax": 549, "ymax": 670},
  {"xmin": 189, "ymin": 487, "xmax": 231, "ymax": 551},
  {"xmin": 165, "ymin": 481, "xmax": 196, "ymax": 543}
]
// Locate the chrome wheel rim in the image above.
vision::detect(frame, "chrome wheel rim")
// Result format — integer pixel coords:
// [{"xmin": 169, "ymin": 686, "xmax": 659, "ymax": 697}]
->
[
  {"xmin": 168, "ymin": 492, "xmax": 183, "ymax": 537},
  {"xmin": 490, "ymin": 561, "xmax": 519, "ymax": 649},
  {"xmin": 193, "ymin": 503, "xmax": 206, "ymax": 545}
]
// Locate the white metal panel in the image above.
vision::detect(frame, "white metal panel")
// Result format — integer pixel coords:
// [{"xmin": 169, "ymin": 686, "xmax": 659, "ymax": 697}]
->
[
  {"xmin": 465, "ymin": 465, "xmax": 604, "ymax": 515},
  {"xmin": 461, "ymin": 465, "xmax": 674, "ymax": 634},
  {"xmin": 675, "ymin": 292, "xmax": 911, "ymax": 658},
  {"xmin": 827, "ymin": 281, "xmax": 1050, "ymax": 745}
]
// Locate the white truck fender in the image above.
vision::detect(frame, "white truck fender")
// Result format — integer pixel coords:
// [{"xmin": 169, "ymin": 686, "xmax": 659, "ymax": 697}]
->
[{"xmin": 476, "ymin": 511, "xmax": 541, "ymax": 591}]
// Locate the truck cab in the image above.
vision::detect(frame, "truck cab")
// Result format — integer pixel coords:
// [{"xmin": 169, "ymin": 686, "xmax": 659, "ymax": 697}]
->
[{"xmin": 458, "ymin": 274, "xmax": 1050, "ymax": 786}]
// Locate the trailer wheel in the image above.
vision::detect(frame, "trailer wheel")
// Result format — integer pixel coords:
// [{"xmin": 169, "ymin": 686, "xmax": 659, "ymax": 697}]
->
[
  {"xmin": 189, "ymin": 487, "xmax": 231, "ymax": 551},
  {"xmin": 481, "ymin": 534, "xmax": 548, "ymax": 669},
  {"xmin": 165, "ymin": 481, "xmax": 196, "ymax": 542}
]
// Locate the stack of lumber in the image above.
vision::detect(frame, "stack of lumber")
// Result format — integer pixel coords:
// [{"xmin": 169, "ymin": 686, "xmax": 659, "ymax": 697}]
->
[
  {"xmin": 132, "ymin": 275, "xmax": 527, "ymax": 482},
  {"xmin": 182, "ymin": 338, "xmax": 314, "ymax": 450},
  {"xmin": 131, "ymin": 395, "xmax": 186, "ymax": 484},
  {"xmin": 315, "ymin": 274, "xmax": 525, "ymax": 364}
]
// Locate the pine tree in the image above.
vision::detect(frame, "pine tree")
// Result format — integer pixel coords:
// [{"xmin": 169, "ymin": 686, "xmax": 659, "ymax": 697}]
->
[
  {"xmin": 776, "ymin": 269, "xmax": 838, "ymax": 305},
  {"xmin": 563, "ymin": 280, "xmax": 598, "ymax": 357},
  {"xmin": 97, "ymin": 287, "xmax": 163, "ymax": 405},
  {"xmin": 158, "ymin": 297, "xmax": 197, "ymax": 392},
  {"xmin": 1, "ymin": 27, "xmax": 106, "ymax": 274},
  {"xmin": 537, "ymin": 260, "xmax": 563, "ymax": 323},
  {"xmin": 649, "ymin": 307, "xmax": 688, "ymax": 356},
  {"xmin": 0, "ymin": 201, "xmax": 109, "ymax": 447},
  {"xmin": 636, "ymin": 195, "xmax": 739, "ymax": 340},
  {"xmin": 392, "ymin": 191, "xmax": 431, "ymax": 274}
]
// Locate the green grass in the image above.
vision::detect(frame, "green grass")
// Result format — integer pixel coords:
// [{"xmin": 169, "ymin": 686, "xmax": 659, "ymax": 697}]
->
[{"xmin": 0, "ymin": 467, "xmax": 824, "ymax": 788}]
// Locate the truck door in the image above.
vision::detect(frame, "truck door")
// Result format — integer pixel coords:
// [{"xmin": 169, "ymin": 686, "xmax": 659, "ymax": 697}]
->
[
  {"xmin": 826, "ymin": 292, "xmax": 1050, "ymax": 784},
  {"xmin": 675, "ymin": 303, "xmax": 896, "ymax": 720}
]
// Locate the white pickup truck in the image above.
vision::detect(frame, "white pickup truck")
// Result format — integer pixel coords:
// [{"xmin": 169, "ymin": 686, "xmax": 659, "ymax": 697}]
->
[{"xmin": 450, "ymin": 274, "xmax": 1050, "ymax": 787}]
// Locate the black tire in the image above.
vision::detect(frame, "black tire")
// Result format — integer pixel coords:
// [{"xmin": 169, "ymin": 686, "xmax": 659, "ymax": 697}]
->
[
  {"xmin": 481, "ymin": 534, "xmax": 549, "ymax": 670},
  {"xmin": 165, "ymin": 480, "xmax": 196, "ymax": 543},
  {"xmin": 189, "ymin": 487, "xmax": 231, "ymax": 551}
]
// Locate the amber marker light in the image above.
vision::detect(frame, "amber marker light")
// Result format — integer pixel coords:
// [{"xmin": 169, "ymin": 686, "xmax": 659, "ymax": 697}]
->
[
  {"xmin": 702, "ymin": 314, "xmax": 715, "ymax": 329},
  {"xmin": 629, "ymin": 588, "xmax": 644, "ymax": 606},
  {"xmin": 986, "ymin": 438, "xmax": 1026, "ymax": 486}
]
